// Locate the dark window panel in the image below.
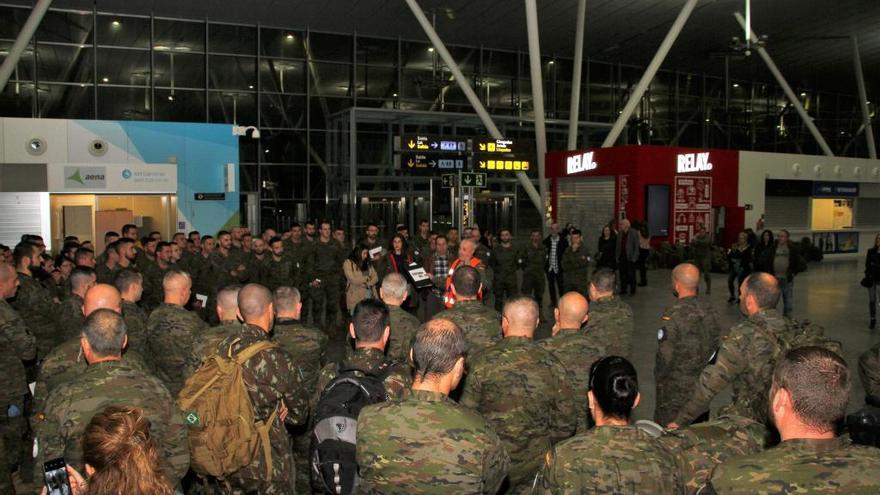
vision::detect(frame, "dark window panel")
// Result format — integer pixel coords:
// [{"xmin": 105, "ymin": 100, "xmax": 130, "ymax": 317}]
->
[
  {"xmin": 260, "ymin": 59, "xmax": 306, "ymax": 94},
  {"xmin": 260, "ymin": 28, "xmax": 305, "ymax": 59},
  {"xmin": 97, "ymin": 15, "xmax": 150, "ymax": 49},
  {"xmin": 38, "ymin": 83, "xmax": 93, "ymax": 118},
  {"xmin": 154, "ymin": 18, "xmax": 205, "ymax": 53},
  {"xmin": 208, "ymin": 55, "xmax": 256, "ymax": 90},
  {"xmin": 1, "ymin": 41, "xmax": 37, "ymax": 82},
  {"xmin": 37, "ymin": 44, "xmax": 94, "ymax": 83},
  {"xmin": 261, "ymin": 130, "xmax": 308, "ymax": 163},
  {"xmin": 311, "ymin": 62, "xmax": 351, "ymax": 97},
  {"xmin": 155, "ymin": 89, "xmax": 205, "ymax": 122},
  {"xmin": 240, "ymin": 164, "xmax": 258, "ymax": 193},
  {"xmin": 308, "ymin": 32, "xmax": 351, "ymax": 62},
  {"xmin": 356, "ymin": 37, "xmax": 396, "ymax": 67},
  {"xmin": 208, "ymin": 91, "xmax": 256, "ymax": 124},
  {"xmin": 97, "ymin": 48, "xmax": 150, "ymax": 86},
  {"xmin": 260, "ymin": 93, "xmax": 306, "ymax": 129},
  {"xmin": 308, "ymin": 96, "xmax": 352, "ymax": 129},
  {"xmin": 155, "ymin": 52, "xmax": 205, "ymax": 88},
  {"xmin": 400, "ymin": 69, "xmax": 440, "ymax": 102},
  {"xmin": 483, "ymin": 49, "xmax": 518, "ymax": 76},
  {"xmin": 260, "ymin": 165, "xmax": 308, "ymax": 199},
  {"xmin": 356, "ymin": 65, "xmax": 395, "ymax": 99},
  {"xmin": 97, "ymin": 86, "xmax": 150, "ymax": 120},
  {"xmin": 37, "ymin": 10, "xmax": 94, "ymax": 44},
  {"xmin": 0, "ymin": 83, "xmax": 34, "ymax": 117},
  {"xmin": 240, "ymin": 138, "xmax": 259, "ymax": 163},
  {"xmin": 260, "ymin": 199, "xmax": 309, "ymax": 232},
  {"xmin": 208, "ymin": 24, "xmax": 255, "ymax": 55}
]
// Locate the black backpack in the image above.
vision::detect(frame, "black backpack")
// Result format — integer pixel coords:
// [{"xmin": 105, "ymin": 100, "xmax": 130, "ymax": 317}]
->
[{"xmin": 310, "ymin": 363, "xmax": 393, "ymax": 495}]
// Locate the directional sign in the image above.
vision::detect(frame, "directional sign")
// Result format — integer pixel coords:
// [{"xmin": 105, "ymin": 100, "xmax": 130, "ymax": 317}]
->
[
  {"xmin": 194, "ymin": 192, "xmax": 226, "ymax": 200},
  {"xmin": 477, "ymin": 158, "xmax": 530, "ymax": 172},
  {"xmin": 476, "ymin": 138, "xmax": 517, "ymax": 154},
  {"xmin": 461, "ymin": 172, "xmax": 487, "ymax": 188},
  {"xmin": 441, "ymin": 174, "xmax": 457, "ymax": 188},
  {"xmin": 401, "ymin": 154, "xmax": 465, "ymax": 171},
  {"xmin": 401, "ymin": 135, "xmax": 468, "ymax": 153}
]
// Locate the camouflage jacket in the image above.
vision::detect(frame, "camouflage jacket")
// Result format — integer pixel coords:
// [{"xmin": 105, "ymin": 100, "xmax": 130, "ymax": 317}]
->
[
  {"xmin": 245, "ymin": 253, "xmax": 269, "ymax": 286},
  {"xmin": 12, "ymin": 272, "xmax": 59, "ymax": 356},
  {"xmin": 434, "ymin": 300, "xmax": 502, "ymax": 354},
  {"xmin": 57, "ymin": 293, "xmax": 85, "ymax": 343},
  {"xmin": 460, "ymin": 336, "xmax": 577, "ymax": 489},
  {"xmin": 281, "ymin": 240, "xmax": 313, "ymax": 287},
  {"xmin": 859, "ymin": 341, "xmax": 880, "ymax": 403},
  {"xmin": 658, "ymin": 414, "xmax": 766, "ymax": 494},
  {"xmin": 146, "ymin": 302, "xmax": 207, "ymax": 395},
  {"xmin": 311, "ymin": 238, "xmax": 346, "ymax": 280},
  {"xmin": 262, "ymin": 255, "xmax": 299, "ymax": 291},
  {"xmin": 311, "ymin": 347, "xmax": 411, "ymax": 412},
  {"xmin": 536, "ymin": 425, "xmax": 683, "ymax": 494},
  {"xmin": 33, "ymin": 359, "xmax": 190, "ymax": 485},
  {"xmin": 0, "ymin": 299, "xmax": 36, "ymax": 405},
  {"xmin": 215, "ymin": 323, "xmax": 310, "ymax": 485},
  {"xmin": 209, "ymin": 250, "xmax": 248, "ymax": 288},
  {"xmin": 387, "ymin": 305, "xmax": 420, "ymax": 364},
  {"xmin": 654, "ymin": 296, "xmax": 722, "ymax": 425},
  {"xmin": 584, "ymin": 295, "xmax": 634, "ymax": 359},
  {"xmin": 490, "ymin": 244, "xmax": 520, "ymax": 283},
  {"xmin": 539, "ymin": 328, "xmax": 606, "ymax": 434},
  {"xmin": 140, "ymin": 262, "xmax": 170, "ymax": 311},
  {"xmin": 121, "ymin": 299, "xmax": 149, "ymax": 352},
  {"xmin": 521, "ymin": 242, "xmax": 547, "ymax": 274},
  {"xmin": 704, "ymin": 436, "xmax": 880, "ymax": 494},
  {"xmin": 357, "ymin": 389, "xmax": 510, "ymax": 494},
  {"xmin": 561, "ymin": 244, "xmax": 590, "ymax": 287},
  {"xmin": 188, "ymin": 320, "xmax": 245, "ymax": 371},
  {"xmin": 674, "ymin": 309, "xmax": 789, "ymax": 426},
  {"xmin": 272, "ymin": 318, "xmax": 328, "ymax": 392}
]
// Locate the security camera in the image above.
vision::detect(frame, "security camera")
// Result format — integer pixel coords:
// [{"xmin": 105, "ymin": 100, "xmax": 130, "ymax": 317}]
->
[{"xmin": 232, "ymin": 125, "xmax": 260, "ymax": 139}]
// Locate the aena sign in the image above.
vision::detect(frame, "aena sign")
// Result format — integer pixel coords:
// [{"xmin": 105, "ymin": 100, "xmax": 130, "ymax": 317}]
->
[
  {"xmin": 677, "ymin": 152, "xmax": 713, "ymax": 173},
  {"xmin": 567, "ymin": 151, "xmax": 598, "ymax": 174}
]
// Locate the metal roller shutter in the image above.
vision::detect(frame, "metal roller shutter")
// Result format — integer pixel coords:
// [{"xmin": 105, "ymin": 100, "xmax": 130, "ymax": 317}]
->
[
  {"xmin": 0, "ymin": 193, "xmax": 47, "ymax": 248},
  {"xmin": 764, "ymin": 196, "xmax": 809, "ymax": 229},
  {"xmin": 557, "ymin": 177, "xmax": 615, "ymax": 254}
]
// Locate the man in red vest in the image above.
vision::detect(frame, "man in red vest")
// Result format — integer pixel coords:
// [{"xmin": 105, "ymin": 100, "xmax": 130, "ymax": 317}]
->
[{"xmin": 444, "ymin": 239, "xmax": 491, "ymax": 308}]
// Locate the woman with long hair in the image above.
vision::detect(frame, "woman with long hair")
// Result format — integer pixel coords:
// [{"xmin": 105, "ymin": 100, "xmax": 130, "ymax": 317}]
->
[
  {"xmin": 384, "ymin": 233, "xmax": 416, "ymax": 310},
  {"xmin": 864, "ymin": 233, "xmax": 880, "ymax": 329},
  {"xmin": 595, "ymin": 225, "xmax": 617, "ymax": 270},
  {"xmin": 41, "ymin": 405, "xmax": 173, "ymax": 495},
  {"xmin": 753, "ymin": 229, "xmax": 775, "ymax": 273},
  {"xmin": 343, "ymin": 242, "xmax": 379, "ymax": 315},
  {"xmin": 726, "ymin": 231, "xmax": 753, "ymax": 303},
  {"xmin": 535, "ymin": 356, "xmax": 682, "ymax": 493}
]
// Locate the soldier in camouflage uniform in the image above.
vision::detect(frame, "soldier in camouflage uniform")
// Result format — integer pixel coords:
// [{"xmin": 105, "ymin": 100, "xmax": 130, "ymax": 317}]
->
[
  {"xmin": 0, "ymin": 264, "xmax": 36, "ymax": 478},
  {"xmin": 434, "ymin": 265, "xmax": 502, "ymax": 353},
  {"xmin": 57, "ymin": 266, "xmax": 96, "ymax": 343},
  {"xmin": 309, "ymin": 222, "xmax": 346, "ymax": 330},
  {"xmin": 215, "ymin": 283, "xmax": 310, "ymax": 494},
  {"xmin": 585, "ymin": 268, "xmax": 634, "ymax": 359},
  {"xmin": 461, "ymin": 296, "xmax": 576, "ymax": 492},
  {"xmin": 282, "ymin": 224, "xmax": 315, "ymax": 322},
  {"xmin": 210, "ymin": 231, "xmax": 250, "ymax": 290},
  {"xmin": 702, "ymin": 346, "xmax": 880, "ymax": 494},
  {"xmin": 32, "ymin": 310, "xmax": 190, "ymax": 487},
  {"xmin": 471, "ymin": 225, "xmax": 492, "ymax": 264},
  {"xmin": 561, "ymin": 229, "xmax": 591, "ymax": 297},
  {"xmin": 411, "ymin": 219, "xmax": 432, "ymax": 261},
  {"xmin": 539, "ymin": 291, "xmax": 604, "ymax": 434},
  {"xmin": 690, "ymin": 224, "xmax": 713, "ymax": 294},
  {"xmin": 491, "ymin": 229, "xmax": 520, "ymax": 311},
  {"xmin": 145, "ymin": 270, "xmax": 206, "ymax": 394},
  {"xmin": 535, "ymin": 356, "xmax": 683, "ymax": 494},
  {"xmin": 859, "ymin": 341, "xmax": 880, "ymax": 406},
  {"xmin": 189, "ymin": 285, "xmax": 244, "ymax": 366},
  {"xmin": 140, "ymin": 241, "xmax": 174, "ymax": 311},
  {"xmin": 520, "ymin": 229, "xmax": 547, "ymax": 313},
  {"xmin": 357, "ymin": 318, "xmax": 510, "ymax": 494},
  {"xmin": 658, "ymin": 414, "xmax": 766, "ymax": 494},
  {"xmin": 672, "ymin": 273, "xmax": 793, "ymax": 428},
  {"xmin": 380, "ymin": 273, "xmax": 421, "ymax": 364},
  {"xmin": 11, "ymin": 241, "xmax": 60, "ymax": 357},
  {"xmin": 246, "ymin": 237, "xmax": 270, "ymax": 286},
  {"xmin": 655, "ymin": 263, "xmax": 723, "ymax": 425},
  {"xmin": 114, "ymin": 268, "xmax": 148, "ymax": 353}
]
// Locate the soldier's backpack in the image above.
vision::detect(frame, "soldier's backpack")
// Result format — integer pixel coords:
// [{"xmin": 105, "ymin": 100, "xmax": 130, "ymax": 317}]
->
[
  {"xmin": 310, "ymin": 363, "xmax": 393, "ymax": 495},
  {"xmin": 177, "ymin": 339, "xmax": 279, "ymax": 479}
]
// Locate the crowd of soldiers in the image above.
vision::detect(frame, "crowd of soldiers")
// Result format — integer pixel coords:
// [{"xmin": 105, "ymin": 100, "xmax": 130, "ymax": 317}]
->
[{"xmin": 0, "ymin": 219, "xmax": 879, "ymax": 495}]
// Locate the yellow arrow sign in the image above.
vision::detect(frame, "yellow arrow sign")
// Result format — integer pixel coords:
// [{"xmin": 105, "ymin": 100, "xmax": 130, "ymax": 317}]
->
[
  {"xmin": 479, "ymin": 143, "xmax": 486, "ymax": 151},
  {"xmin": 407, "ymin": 159, "xmax": 414, "ymax": 167},
  {"xmin": 407, "ymin": 140, "xmax": 416, "ymax": 149},
  {"xmin": 479, "ymin": 161, "xmax": 486, "ymax": 168}
]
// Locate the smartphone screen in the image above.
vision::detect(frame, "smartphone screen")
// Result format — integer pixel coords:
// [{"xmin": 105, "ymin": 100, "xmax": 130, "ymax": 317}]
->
[{"xmin": 44, "ymin": 457, "xmax": 72, "ymax": 495}]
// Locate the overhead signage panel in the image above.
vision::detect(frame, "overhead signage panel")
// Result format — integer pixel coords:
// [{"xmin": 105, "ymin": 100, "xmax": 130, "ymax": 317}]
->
[
  {"xmin": 476, "ymin": 138, "xmax": 517, "ymax": 154},
  {"xmin": 401, "ymin": 135, "xmax": 468, "ymax": 153},
  {"xmin": 477, "ymin": 158, "xmax": 531, "ymax": 172}
]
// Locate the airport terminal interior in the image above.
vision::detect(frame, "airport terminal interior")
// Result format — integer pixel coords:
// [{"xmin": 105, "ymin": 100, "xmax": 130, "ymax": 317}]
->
[{"xmin": 1, "ymin": 0, "xmax": 880, "ymax": 493}]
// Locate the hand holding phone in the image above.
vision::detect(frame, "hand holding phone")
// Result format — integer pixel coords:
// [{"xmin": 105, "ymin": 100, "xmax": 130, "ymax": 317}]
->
[{"xmin": 43, "ymin": 458, "xmax": 73, "ymax": 495}]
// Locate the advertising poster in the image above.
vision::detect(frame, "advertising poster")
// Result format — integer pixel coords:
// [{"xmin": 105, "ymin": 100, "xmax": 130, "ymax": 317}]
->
[
  {"xmin": 814, "ymin": 232, "xmax": 858, "ymax": 254},
  {"xmin": 618, "ymin": 175, "xmax": 629, "ymax": 217},
  {"xmin": 673, "ymin": 176, "xmax": 712, "ymax": 244}
]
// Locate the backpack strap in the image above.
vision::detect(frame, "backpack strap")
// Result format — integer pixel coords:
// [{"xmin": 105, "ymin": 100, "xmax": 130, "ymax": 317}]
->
[
  {"xmin": 234, "ymin": 340, "xmax": 279, "ymax": 365},
  {"xmin": 255, "ymin": 406, "xmax": 279, "ymax": 480}
]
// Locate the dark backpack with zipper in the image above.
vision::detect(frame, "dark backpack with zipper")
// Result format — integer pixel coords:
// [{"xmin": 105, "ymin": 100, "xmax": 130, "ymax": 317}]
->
[{"xmin": 310, "ymin": 363, "xmax": 393, "ymax": 495}]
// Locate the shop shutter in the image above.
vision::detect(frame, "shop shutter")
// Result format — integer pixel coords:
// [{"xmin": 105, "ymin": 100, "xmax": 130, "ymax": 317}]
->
[
  {"xmin": 856, "ymin": 198, "xmax": 880, "ymax": 227},
  {"xmin": 557, "ymin": 177, "xmax": 615, "ymax": 253},
  {"xmin": 764, "ymin": 196, "xmax": 809, "ymax": 229},
  {"xmin": 0, "ymin": 193, "xmax": 46, "ymax": 248}
]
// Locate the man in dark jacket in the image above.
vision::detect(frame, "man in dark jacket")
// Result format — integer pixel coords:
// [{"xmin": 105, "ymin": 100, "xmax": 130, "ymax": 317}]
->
[
  {"xmin": 543, "ymin": 222, "xmax": 568, "ymax": 308},
  {"xmin": 615, "ymin": 219, "xmax": 640, "ymax": 295},
  {"xmin": 767, "ymin": 229, "xmax": 806, "ymax": 318}
]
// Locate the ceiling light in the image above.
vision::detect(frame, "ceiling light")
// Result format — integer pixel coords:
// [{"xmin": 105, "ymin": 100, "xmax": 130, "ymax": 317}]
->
[
  {"xmin": 427, "ymin": 47, "xmax": 434, "ymax": 52},
  {"xmin": 705, "ymin": 118, "xmax": 711, "ymax": 122},
  {"xmin": 800, "ymin": 92, "xmax": 807, "ymax": 97},
  {"xmin": 392, "ymin": 93, "xmax": 398, "ymax": 97},
  {"xmin": 732, "ymin": 83, "xmax": 739, "ymax": 88},
  {"xmin": 548, "ymin": 60, "xmax": 555, "ymax": 65},
  {"xmin": 168, "ymin": 95, "xmax": 174, "ymax": 101},
  {"xmin": 264, "ymin": 149, "xmax": 270, "ymax": 153},
  {"xmin": 286, "ymin": 34, "xmax": 294, "ymax": 41},
  {"xmin": 248, "ymin": 85, "xmax": 254, "ymax": 89},
  {"xmin": 102, "ymin": 77, "xmax": 109, "ymax": 83},
  {"xmin": 154, "ymin": 45, "xmax": 169, "ymax": 51},
  {"xmin": 111, "ymin": 20, "xmax": 121, "ymax": 28}
]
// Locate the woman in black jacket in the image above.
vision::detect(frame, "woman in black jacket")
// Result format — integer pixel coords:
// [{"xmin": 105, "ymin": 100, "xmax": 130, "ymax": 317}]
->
[
  {"xmin": 865, "ymin": 233, "xmax": 880, "ymax": 329},
  {"xmin": 596, "ymin": 225, "xmax": 617, "ymax": 270},
  {"xmin": 726, "ymin": 231, "xmax": 753, "ymax": 303},
  {"xmin": 753, "ymin": 230, "xmax": 775, "ymax": 273}
]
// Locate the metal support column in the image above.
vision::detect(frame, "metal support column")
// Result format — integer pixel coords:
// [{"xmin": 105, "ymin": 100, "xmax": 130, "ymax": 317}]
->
[
  {"xmin": 524, "ymin": 0, "xmax": 549, "ymax": 230},
  {"xmin": 852, "ymin": 36, "xmax": 876, "ymax": 159},
  {"xmin": 602, "ymin": 0, "xmax": 699, "ymax": 147},
  {"xmin": 349, "ymin": 109, "xmax": 357, "ymax": 235},
  {"xmin": 567, "ymin": 0, "xmax": 587, "ymax": 150},
  {"xmin": 0, "ymin": 0, "xmax": 53, "ymax": 92},
  {"xmin": 734, "ymin": 13, "xmax": 834, "ymax": 156},
  {"xmin": 403, "ymin": 0, "xmax": 543, "ymax": 214}
]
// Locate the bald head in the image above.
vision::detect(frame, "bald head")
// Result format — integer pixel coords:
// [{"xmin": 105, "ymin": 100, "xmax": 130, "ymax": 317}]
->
[
  {"xmin": 83, "ymin": 284, "xmax": 122, "ymax": 316},
  {"xmin": 458, "ymin": 238, "xmax": 476, "ymax": 261},
  {"xmin": 557, "ymin": 292, "xmax": 589, "ymax": 329},
  {"xmin": 0, "ymin": 264, "xmax": 18, "ymax": 299},
  {"xmin": 502, "ymin": 296, "xmax": 540, "ymax": 338},
  {"xmin": 0, "ymin": 263, "xmax": 15, "ymax": 283},
  {"xmin": 238, "ymin": 283, "xmax": 274, "ymax": 331},
  {"xmin": 672, "ymin": 263, "xmax": 700, "ymax": 297}
]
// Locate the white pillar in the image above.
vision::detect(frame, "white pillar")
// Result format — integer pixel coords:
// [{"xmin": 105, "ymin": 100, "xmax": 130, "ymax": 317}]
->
[
  {"xmin": 525, "ymin": 0, "xmax": 550, "ymax": 230},
  {"xmin": 0, "ymin": 0, "xmax": 54, "ymax": 92},
  {"xmin": 567, "ymin": 0, "xmax": 587, "ymax": 151},
  {"xmin": 852, "ymin": 36, "xmax": 877, "ymax": 159}
]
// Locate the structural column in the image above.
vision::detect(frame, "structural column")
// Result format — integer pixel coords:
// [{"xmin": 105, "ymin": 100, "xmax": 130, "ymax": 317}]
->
[
  {"xmin": 0, "ymin": 0, "xmax": 53, "ymax": 91},
  {"xmin": 852, "ymin": 36, "xmax": 877, "ymax": 159},
  {"xmin": 567, "ymin": 0, "xmax": 587, "ymax": 150},
  {"xmin": 525, "ymin": 0, "xmax": 550, "ymax": 229}
]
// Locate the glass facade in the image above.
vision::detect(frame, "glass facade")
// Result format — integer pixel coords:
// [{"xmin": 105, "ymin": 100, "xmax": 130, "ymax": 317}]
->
[{"xmin": 0, "ymin": 4, "xmax": 874, "ymax": 233}]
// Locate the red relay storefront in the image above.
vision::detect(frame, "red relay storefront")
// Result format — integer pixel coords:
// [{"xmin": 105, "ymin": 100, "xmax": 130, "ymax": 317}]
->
[{"xmin": 545, "ymin": 145, "xmax": 742, "ymax": 249}]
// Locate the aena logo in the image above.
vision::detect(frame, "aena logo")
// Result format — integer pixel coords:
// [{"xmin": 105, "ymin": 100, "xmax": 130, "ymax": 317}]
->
[
  {"xmin": 567, "ymin": 151, "xmax": 598, "ymax": 174},
  {"xmin": 677, "ymin": 152, "xmax": 713, "ymax": 173}
]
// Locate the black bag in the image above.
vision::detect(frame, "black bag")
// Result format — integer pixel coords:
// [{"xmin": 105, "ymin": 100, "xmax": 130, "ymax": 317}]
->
[
  {"xmin": 310, "ymin": 364, "xmax": 392, "ymax": 495},
  {"xmin": 861, "ymin": 276, "xmax": 874, "ymax": 289},
  {"xmin": 847, "ymin": 406, "xmax": 880, "ymax": 448}
]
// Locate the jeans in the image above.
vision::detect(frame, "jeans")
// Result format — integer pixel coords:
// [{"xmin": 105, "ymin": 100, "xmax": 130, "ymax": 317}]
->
[
  {"xmin": 869, "ymin": 282, "xmax": 878, "ymax": 319},
  {"xmin": 776, "ymin": 276, "xmax": 794, "ymax": 318},
  {"xmin": 546, "ymin": 270, "xmax": 564, "ymax": 307}
]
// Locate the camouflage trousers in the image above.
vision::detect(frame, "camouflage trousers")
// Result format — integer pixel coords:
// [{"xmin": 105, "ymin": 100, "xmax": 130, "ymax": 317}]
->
[
  {"xmin": 310, "ymin": 278, "xmax": 342, "ymax": 331},
  {"xmin": 493, "ymin": 276, "xmax": 519, "ymax": 311},
  {"xmin": 521, "ymin": 271, "xmax": 545, "ymax": 307}
]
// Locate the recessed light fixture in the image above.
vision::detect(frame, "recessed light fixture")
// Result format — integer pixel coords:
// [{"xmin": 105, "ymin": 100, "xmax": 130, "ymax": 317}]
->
[
  {"xmin": 286, "ymin": 34, "xmax": 295, "ymax": 41},
  {"xmin": 102, "ymin": 77, "xmax": 109, "ymax": 83},
  {"xmin": 427, "ymin": 47, "xmax": 434, "ymax": 52},
  {"xmin": 548, "ymin": 60, "xmax": 555, "ymax": 65},
  {"xmin": 392, "ymin": 93, "xmax": 398, "ymax": 97},
  {"xmin": 800, "ymin": 92, "xmax": 807, "ymax": 97},
  {"xmin": 248, "ymin": 85, "xmax": 254, "ymax": 89},
  {"xmin": 168, "ymin": 95, "xmax": 174, "ymax": 101},
  {"xmin": 732, "ymin": 83, "xmax": 739, "ymax": 88},
  {"xmin": 111, "ymin": 20, "xmax": 121, "ymax": 28}
]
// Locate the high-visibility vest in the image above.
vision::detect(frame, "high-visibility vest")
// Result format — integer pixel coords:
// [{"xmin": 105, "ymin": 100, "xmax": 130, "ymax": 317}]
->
[{"xmin": 444, "ymin": 257, "xmax": 483, "ymax": 308}]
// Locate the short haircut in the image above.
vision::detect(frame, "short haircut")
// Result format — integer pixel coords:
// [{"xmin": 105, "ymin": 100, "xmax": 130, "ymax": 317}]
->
[
  {"xmin": 105, "ymin": 240, "xmax": 121, "ymax": 255},
  {"xmin": 351, "ymin": 299, "xmax": 389, "ymax": 343},
  {"xmin": 117, "ymin": 237, "xmax": 135, "ymax": 250},
  {"xmin": 75, "ymin": 248, "xmax": 95, "ymax": 264},
  {"xmin": 162, "ymin": 269, "xmax": 191, "ymax": 291},
  {"xmin": 412, "ymin": 318, "xmax": 468, "ymax": 381},
  {"xmin": 381, "ymin": 273, "xmax": 408, "ymax": 300},
  {"xmin": 13, "ymin": 242, "xmax": 37, "ymax": 266},
  {"xmin": 451, "ymin": 265, "xmax": 481, "ymax": 297},
  {"xmin": 156, "ymin": 241, "xmax": 172, "ymax": 251},
  {"xmin": 772, "ymin": 346, "xmax": 850, "ymax": 432},
  {"xmin": 591, "ymin": 268, "xmax": 616, "ymax": 294},
  {"xmin": 113, "ymin": 268, "xmax": 142, "ymax": 294},
  {"xmin": 589, "ymin": 356, "xmax": 639, "ymax": 421},
  {"xmin": 188, "ymin": 230, "xmax": 200, "ymax": 240},
  {"xmin": 82, "ymin": 309, "xmax": 127, "ymax": 357},
  {"xmin": 268, "ymin": 236, "xmax": 283, "ymax": 246},
  {"xmin": 70, "ymin": 266, "xmax": 97, "ymax": 290},
  {"xmin": 103, "ymin": 231, "xmax": 119, "ymax": 240},
  {"xmin": 238, "ymin": 283, "xmax": 272, "ymax": 320},
  {"xmin": 502, "ymin": 296, "xmax": 539, "ymax": 330},
  {"xmin": 216, "ymin": 285, "xmax": 241, "ymax": 313},
  {"xmin": 121, "ymin": 224, "xmax": 137, "ymax": 236},
  {"xmin": 570, "ymin": 228, "xmax": 582, "ymax": 236},
  {"xmin": 273, "ymin": 286, "xmax": 301, "ymax": 312},
  {"xmin": 745, "ymin": 273, "xmax": 781, "ymax": 310},
  {"xmin": 217, "ymin": 230, "xmax": 230, "ymax": 238}
]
